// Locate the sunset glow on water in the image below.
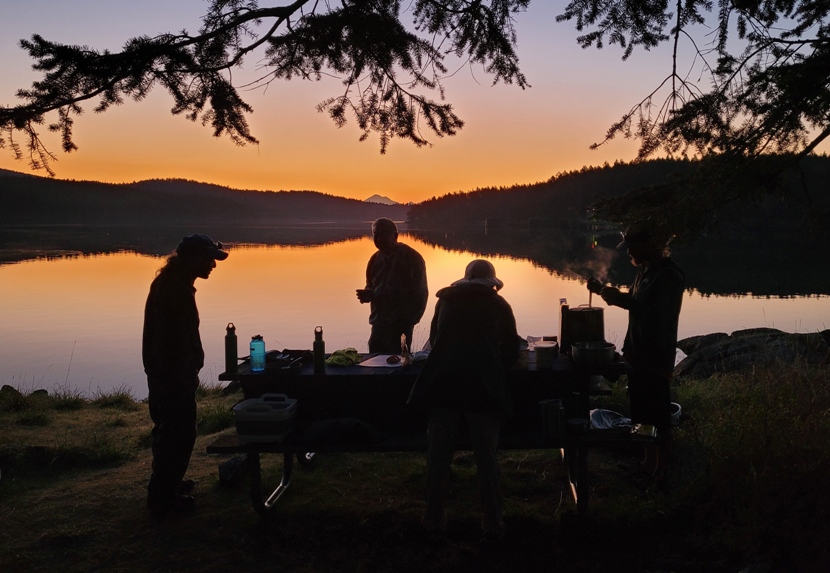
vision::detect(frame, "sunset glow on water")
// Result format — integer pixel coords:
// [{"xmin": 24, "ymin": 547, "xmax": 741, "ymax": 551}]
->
[{"xmin": 1, "ymin": 235, "xmax": 827, "ymax": 399}]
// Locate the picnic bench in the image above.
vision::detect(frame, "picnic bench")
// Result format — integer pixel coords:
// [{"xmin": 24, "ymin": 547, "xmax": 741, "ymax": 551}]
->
[{"xmin": 207, "ymin": 352, "xmax": 643, "ymax": 519}]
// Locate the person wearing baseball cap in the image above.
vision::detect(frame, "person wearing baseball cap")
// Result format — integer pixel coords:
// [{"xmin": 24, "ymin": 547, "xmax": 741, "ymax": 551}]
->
[{"xmin": 143, "ymin": 234, "xmax": 228, "ymax": 515}]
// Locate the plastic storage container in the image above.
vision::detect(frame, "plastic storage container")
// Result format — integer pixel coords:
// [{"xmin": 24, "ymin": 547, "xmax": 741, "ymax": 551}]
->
[{"xmin": 233, "ymin": 393, "xmax": 298, "ymax": 443}]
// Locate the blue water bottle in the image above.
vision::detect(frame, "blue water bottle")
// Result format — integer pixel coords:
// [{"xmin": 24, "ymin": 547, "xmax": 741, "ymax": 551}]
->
[{"xmin": 250, "ymin": 335, "xmax": 266, "ymax": 372}]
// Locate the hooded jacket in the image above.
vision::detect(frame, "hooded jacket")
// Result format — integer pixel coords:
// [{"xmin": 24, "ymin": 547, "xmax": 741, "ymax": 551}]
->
[
  {"xmin": 142, "ymin": 268, "xmax": 203, "ymax": 395},
  {"xmin": 613, "ymin": 257, "xmax": 685, "ymax": 376},
  {"xmin": 407, "ymin": 282, "xmax": 519, "ymax": 417}
]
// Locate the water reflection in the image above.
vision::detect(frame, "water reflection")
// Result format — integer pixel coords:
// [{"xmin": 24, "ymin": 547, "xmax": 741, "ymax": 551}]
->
[
  {"xmin": 0, "ymin": 227, "xmax": 828, "ymax": 400},
  {"xmin": 412, "ymin": 228, "xmax": 830, "ymax": 297}
]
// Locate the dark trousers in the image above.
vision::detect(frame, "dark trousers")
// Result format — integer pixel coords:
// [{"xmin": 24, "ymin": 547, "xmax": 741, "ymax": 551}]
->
[
  {"xmin": 628, "ymin": 369, "xmax": 672, "ymax": 435},
  {"xmin": 147, "ymin": 387, "xmax": 197, "ymax": 505},
  {"xmin": 423, "ymin": 408, "xmax": 504, "ymax": 534},
  {"xmin": 368, "ymin": 320, "xmax": 415, "ymax": 354}
]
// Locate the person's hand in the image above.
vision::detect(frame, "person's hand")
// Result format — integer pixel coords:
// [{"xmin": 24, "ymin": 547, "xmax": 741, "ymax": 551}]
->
[
  {"xmin": 600, "ymin": 286, "xmax": 621, "ymax": 305},
  {"xmin": 587, "ymin": 277, "xmax": 603, "ymax": 294},
  {"xmin": 356, "ymin": 288, "xmax": 374, "ymax": 303}
]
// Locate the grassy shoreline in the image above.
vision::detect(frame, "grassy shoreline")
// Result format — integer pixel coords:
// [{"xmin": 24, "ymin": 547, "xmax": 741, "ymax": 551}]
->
[{"xmin": 2, "ymin": 364, "xmax": 829, "ymax": 572}]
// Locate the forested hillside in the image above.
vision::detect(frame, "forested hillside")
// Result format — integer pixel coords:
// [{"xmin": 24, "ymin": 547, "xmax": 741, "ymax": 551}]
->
[
  {"xmin": 407, "ymin": 156, "xmax": 830, "ymax": 237},
  {"xmin": 0, "ymin": 172, "xmax": 407, "ymax": 225}
]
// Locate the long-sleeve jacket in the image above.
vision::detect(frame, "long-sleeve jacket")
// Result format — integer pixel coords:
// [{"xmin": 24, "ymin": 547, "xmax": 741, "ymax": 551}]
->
[
  {"xmin": 142, "ymin": 269, "xmax": 203, "ymax": 394},
  {"xmin": 365, "ymin": 242, "xmax": 428, "ymax": 327},
  {"xmin": 407, "ymin": 282, "xmax": 520, "ymax": 417},
  {"xmin": 608, "ymin": 257, "xmax": 685, "ymax": 376}
]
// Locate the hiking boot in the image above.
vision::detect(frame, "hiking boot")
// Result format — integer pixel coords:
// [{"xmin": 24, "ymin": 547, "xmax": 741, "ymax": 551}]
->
[{"xmin": 177, "ymin": 479, "xmax": 196, "ymax": 495}]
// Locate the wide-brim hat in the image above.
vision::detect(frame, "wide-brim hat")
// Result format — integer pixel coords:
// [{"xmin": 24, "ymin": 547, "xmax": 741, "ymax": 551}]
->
[
  {"xmin": 451, "ymin": 259, "xmax": 504, "ymax": 290},
  {"xmin": 176, "ymin": 234, "xmax": 229, "ymax": 260}
]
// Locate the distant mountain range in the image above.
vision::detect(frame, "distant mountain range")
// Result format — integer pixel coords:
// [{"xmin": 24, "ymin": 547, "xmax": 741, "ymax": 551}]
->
[
  {"xmin": 3, "ymin": 155, "xmax": 829, "ymax": 236},
  {"xmin": 0, "ymin": 169, "xmax": 408, "ymax": 226}
]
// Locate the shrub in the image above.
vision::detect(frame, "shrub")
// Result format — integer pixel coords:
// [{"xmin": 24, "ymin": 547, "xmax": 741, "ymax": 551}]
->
[{"xmin": 673, "ymin": 363, "xmax": 830, "ymax": 565}]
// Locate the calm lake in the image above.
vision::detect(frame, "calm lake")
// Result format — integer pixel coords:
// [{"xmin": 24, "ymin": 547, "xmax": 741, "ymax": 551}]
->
[{"xmin": 1, "ymin": 233, "xmax": 828, "ymax": 400}]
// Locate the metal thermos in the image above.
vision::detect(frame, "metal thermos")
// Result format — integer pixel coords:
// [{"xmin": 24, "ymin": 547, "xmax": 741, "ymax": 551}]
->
[
  {"xmin": 250, "ymin": 335, "xmax": 266, "ymax": 372},
  {"xmin": 225, "ymin": 323, "xmax": 238, "ymax": 374},
  {"xmin": 313, "ymin": 326, "xmax": 325, "ymax": 374}
]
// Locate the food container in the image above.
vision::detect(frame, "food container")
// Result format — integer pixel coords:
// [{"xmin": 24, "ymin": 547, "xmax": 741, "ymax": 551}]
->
[
  {"xmin": 534, "ymin": 341, "xmax": 559, "ymax": 369},
  {"xmin": 571, "ymin": 341, "xmax": 615, "ymax": 369},
  {"xmin": 233, "ymin": 393, "xmax": 297, "ymax": 443}
]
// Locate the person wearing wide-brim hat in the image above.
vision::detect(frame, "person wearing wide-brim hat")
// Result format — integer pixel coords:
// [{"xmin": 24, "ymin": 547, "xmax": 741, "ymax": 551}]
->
[
  {"xmin": 590, "ymin": 225, "xmax": 685, "ymax": 479},
  {"xmin": 408, "ymin": 259, "xmax": 520, "ymax": 546},
  {"xmin": 143, "ymin": 234, "xmax": 228, "ymax": 515}
]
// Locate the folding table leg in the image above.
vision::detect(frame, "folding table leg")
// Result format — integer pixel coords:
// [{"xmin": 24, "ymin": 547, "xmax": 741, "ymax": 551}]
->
[
  {"xmin": 247, "ymin": 451, "xmax": 294, "ymax": 519},
  {"xmin": 561, "ymin": 442, "xmax": 589, "ymax": 514}
]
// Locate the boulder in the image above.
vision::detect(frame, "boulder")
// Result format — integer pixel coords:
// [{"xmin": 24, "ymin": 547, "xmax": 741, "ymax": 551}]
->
[
  {"xmin": 0, "ymin": 385, "xmax": 22, "ymax": 398},
  {"xmin": 674, "ymin": 328, "xmax": 830, "ymax": 378}
]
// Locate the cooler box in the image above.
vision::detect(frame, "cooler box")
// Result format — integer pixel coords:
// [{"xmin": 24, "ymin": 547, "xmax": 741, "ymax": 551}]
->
[{"xmin": 233, "ymin": 393, "xmax": 298, "ymax": 443}]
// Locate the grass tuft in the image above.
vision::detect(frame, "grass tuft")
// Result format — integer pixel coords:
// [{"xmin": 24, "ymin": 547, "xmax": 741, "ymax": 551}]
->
[
  {"xmin": 51, "ymin": 385, "xmax": 87, "ymax": 411},
  {"xmin": 91, "ymin": 384, "xmax": 139, "ymax": 411},
  {"xmin": 197, "ymin": 401, "xmax": 235, "ymax": 435},
  {"xmin": 105, "ymin": 414, "xmax": 128, "ymax": 428}
]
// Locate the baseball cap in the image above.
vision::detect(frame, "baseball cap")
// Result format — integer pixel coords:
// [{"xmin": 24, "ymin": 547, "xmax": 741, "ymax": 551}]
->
[{"xmin": 176, "ymin": 234, "xmax": 229, "ymax": 260}]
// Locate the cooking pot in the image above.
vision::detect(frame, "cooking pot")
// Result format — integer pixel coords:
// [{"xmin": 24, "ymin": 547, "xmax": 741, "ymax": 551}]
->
[
  {"xmin": 571, "ymin": 341, "xmax": 615, "ymax": 369},
  {"xmin": 560, "ymin": 304, "xmax": 604, "ymax": 353}
]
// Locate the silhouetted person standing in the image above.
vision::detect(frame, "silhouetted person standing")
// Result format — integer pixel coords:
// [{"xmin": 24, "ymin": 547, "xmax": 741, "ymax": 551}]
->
[
  {"xmin": 143, "ymin": 234, "xmax": 228, "ymax": 515},
  {"xmin": 592, "ymin": 226, "xmax": 684, "ymax": 477},
  {"xmin": 408, "ymin": 260, "xmax": 519, "ymax": 546},
  {"xmin": 356, "ymin": 218, "xmax": 428, "ymax": 354}
]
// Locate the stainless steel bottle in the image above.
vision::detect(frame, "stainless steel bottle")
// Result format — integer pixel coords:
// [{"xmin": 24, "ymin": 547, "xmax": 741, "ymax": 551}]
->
[
  {"xmin": 313, "ymin": 326, "xmax": 325, "ymax": 374},
  {"xmin": 225, "ymin": 323, "xmax": 238, "ymax": 374}
]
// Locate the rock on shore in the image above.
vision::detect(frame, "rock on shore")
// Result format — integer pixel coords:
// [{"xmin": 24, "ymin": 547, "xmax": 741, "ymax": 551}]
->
[{"xmin": 674, "ymin": 327, "xmax": 830, "ymax": 378}]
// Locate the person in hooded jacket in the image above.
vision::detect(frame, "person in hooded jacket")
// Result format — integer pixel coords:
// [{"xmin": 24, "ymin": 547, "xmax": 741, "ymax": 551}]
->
[
  {"xmin": 592, "ymin": 226, "xmax": 685, "ymax": 477},
  {"xmin": 408, "ymin": 259, "xmax": 520, "ymax": 545}
]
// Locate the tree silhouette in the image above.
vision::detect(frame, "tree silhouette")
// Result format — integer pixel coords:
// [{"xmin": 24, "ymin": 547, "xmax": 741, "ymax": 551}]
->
[
  {"xmin": 2, "ymin": 0, "xmax": 829, "ymax": 234},
  {"xmin": 0, "ymin": 0, "xmax": 529, "ymax": 174},
  {"xmin": 557, "ymin": 0, "xmax": 830, "ymax": 233}
]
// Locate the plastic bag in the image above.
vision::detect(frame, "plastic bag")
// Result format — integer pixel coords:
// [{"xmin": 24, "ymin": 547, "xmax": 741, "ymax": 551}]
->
[{"xmin": 589, "ymin": 408, "xmax": 633, "ymax": 430}]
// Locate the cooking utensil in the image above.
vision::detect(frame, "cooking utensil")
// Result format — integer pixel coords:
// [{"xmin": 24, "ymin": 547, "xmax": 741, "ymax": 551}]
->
[{"xmin": 571, "ymin": 341, "xmax": 615, "ymax": 368}]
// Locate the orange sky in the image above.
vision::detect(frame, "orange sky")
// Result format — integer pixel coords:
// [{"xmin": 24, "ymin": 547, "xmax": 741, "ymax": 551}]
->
[{"xmin": 3, "ymin": 2, "xmax": 822, "ymax": 204}]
